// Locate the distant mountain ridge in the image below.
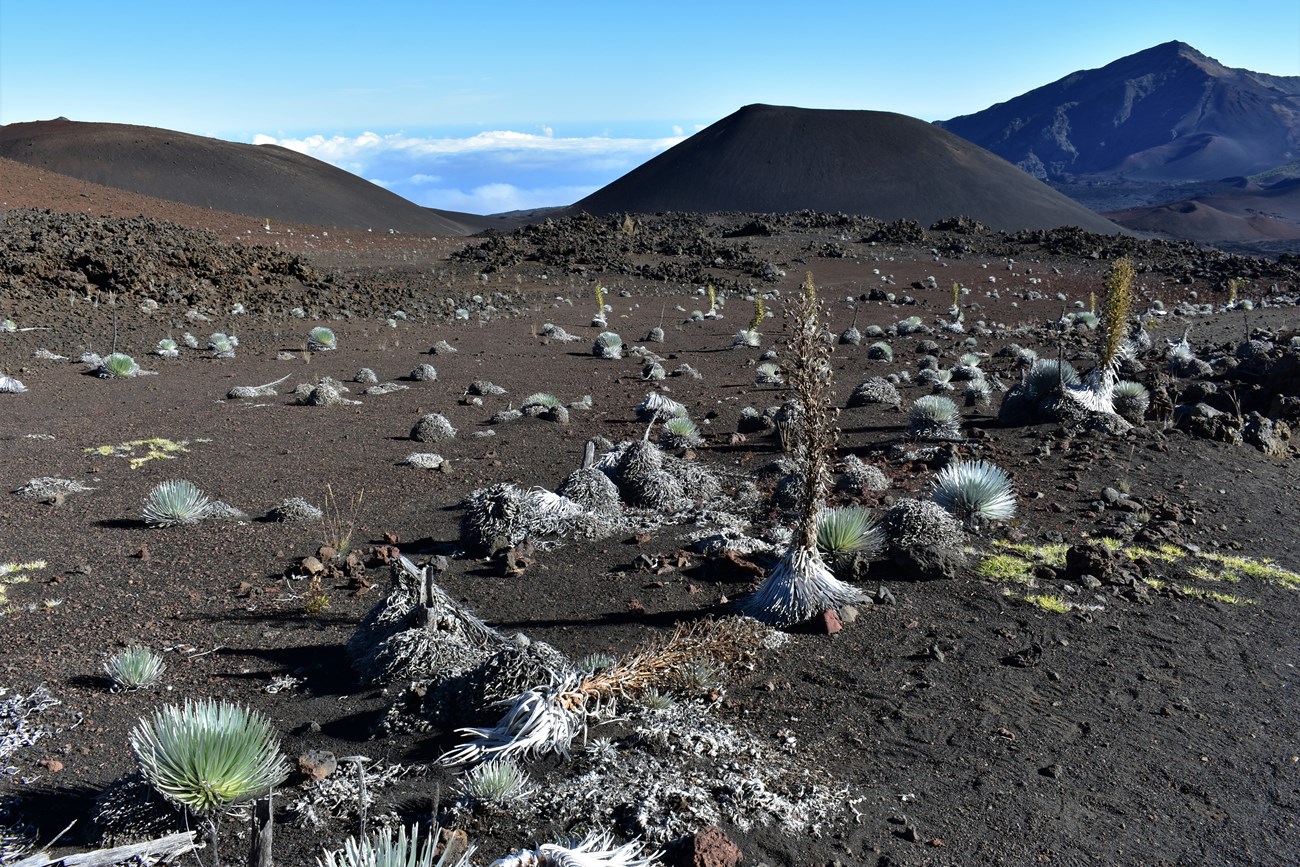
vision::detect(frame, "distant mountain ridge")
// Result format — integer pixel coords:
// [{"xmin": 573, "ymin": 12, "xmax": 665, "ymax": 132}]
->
[
  {"xmin": 0, "ymin": 119, "xmax": 503, "ymax": 236},
  {"xmin": 938, "ymin": 41, "xmax": 1300, "ymax": 183},
  {"xmin": 573, "ymin": 104, "xmax": 1120, "ymax": 233}
]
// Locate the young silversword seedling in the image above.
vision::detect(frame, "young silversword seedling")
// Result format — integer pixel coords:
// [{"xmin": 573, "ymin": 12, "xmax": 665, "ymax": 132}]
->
[
  {"xmin": 307, "ymin": 326, "xmax": 337, "ymax": 352},
  {"xmin": 104, "ymin": 646, "xmax": 165, "ymax": 691},
  {"xmin": 142, "ymin": 480, "xmax": 211, "ymax": 528},
  {"xmin": 320, "ymin": 823, "xmax": 473, "ymax": 867}
]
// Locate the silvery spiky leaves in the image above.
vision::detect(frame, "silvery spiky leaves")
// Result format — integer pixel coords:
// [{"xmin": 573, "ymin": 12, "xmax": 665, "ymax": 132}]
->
[
  {"xmin": 142, "ymin": 480, "xmax": 210, "ymax": 528},
  {"xmin": 593, "ymin": 331, "xmax": 623, "ymax": 360},
  {"xmin": 487, "ymin": 831, "xmax": 658, "ymax": 867},
  {"xmin": 754, "ymin": 362, "xmax": 783, "ymax": 384},
  {"xmin": 839, "ymin": 326, "xmax": 862, "ymax": 345},
  {"xmin": 908, "ymin": 395, "xmax": 962, "ymax": 440},
  {"xmin": 207, "ymin": 333, "xmax": 235, "ymax": 358},
  {"xmin": 104, "ymin": 646, "xmax": 166, "ymax": 691},
  {"xmin": 931, "ymin": 460, "xmax": 1016, "ymax": 529},
  {"xmin": 998, "ymin": 359, "xmax": 1081, "ymax": 425},
  {"xmin": 816, "ymin": 506, "xmax": 884, "ymax": 569},
  {"xmin": 1113, "ymin": 380, "xmax": 1150, "ymax": 425},
  {"xmin": 737, "ymin": 547, "xmax": 863, "ymax": 626},
  {"xmin": 733, "ymin": 329, "xmax": 761, "ymax": 348},
  {"xmin": 429, "ymin": 340, "xmax": 457, "ymax": 355},
  {"xmin": 411, "ymin": 413, "xmax": 457, "ymax": 442},
  {"xmin": 660, "ymin": 416, "xmax": 703, "ymax": 450},
  {"xmin": 181, "ymin": 332, "xmax": 200, "ymax": 349},
  {"xmin": 307, "ymin": 326, "xmax": 336, "ymax": 352},
  {"xmin": 646, "ymin": 326, "xmax": 665, "ymax": 343},
  {"xmin": 97, "ymin": 352, "xmax": 141, "ymax": 379},
  {"xmin": 0, "ymin": 318, "xmax": 15, "ymax": 332},
  {"xmin": 1061, "ymin": 258, "xmax": 1136, "ymax": 418},
  {"xmin": 964, "ymin": 378, "xmax": 993, "ymax": 408},
  {"xmin": 847, "ymin": 377, "xmax": 900, "ymax": 408},
  {"xmin": 896, "ymin": 315, "xmax": 927, "ymax": 335},
  {"xmin": 0, "ymin": 373, "xmax": 27, "ymax": 393},
  {"xmin": 129, "ymin": 699, "xmax": 288, "ymax": 816},
  {"xmin": 867, "ymin": 341, "xmax": 893, "ymax": 362},
  {"xmin": 455, "ymin": 757, "xmax": 536, "ymax": 812},
  {"xmin": 154, "ymin": 338, "xmax": 179, "ymax": 359},
  {"xmin": 320, "ymin": 823, "xmax": 474, "ymax": 867}
]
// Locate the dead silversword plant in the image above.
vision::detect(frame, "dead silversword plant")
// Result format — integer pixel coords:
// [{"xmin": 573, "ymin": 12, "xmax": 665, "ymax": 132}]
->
[
  {"xmin": 438, "ymin": 617, "xmax": 770, "ymax": 767},
  {"xmin": 738, "ymin": 273, "xmax": 865, "ymax": 626}
]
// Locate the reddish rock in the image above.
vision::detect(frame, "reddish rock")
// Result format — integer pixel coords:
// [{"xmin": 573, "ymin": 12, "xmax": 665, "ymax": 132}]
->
[
  {"xmin": 815, "ymin": 608, "xmax": 843, "ymax": 634},
  {"xmin": 675, "ymin": 827, "xmax": 742, "ymax": 867}
]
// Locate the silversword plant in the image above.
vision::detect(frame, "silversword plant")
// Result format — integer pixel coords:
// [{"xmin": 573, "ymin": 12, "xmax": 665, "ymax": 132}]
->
[
  {"xmin": 142, "ymin": 480, "xmax": 211, "ymax": 528},
  {"xmin": 104, "ymin": 646, "xmax": 165, "ymax": 691},
  {"xmin": 931, "ymin": 460, "xmax": 1016, "ymax": 529}
]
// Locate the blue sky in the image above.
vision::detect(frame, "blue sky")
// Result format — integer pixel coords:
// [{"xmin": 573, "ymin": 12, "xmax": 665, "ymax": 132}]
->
[{"xmin": 3, "ymin": 1, "xmax": 1298, "ymax": 213}]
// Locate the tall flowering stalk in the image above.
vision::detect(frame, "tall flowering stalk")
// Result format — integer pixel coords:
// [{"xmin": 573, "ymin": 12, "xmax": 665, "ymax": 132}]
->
[{"xmin": 738, "ymin": 274, "xmax": 864, "ymax": 626}]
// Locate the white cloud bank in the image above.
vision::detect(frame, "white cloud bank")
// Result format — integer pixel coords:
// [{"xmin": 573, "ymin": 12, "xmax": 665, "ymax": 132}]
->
[{"xmin": 250, "ymin": 128, "xmax": 687, "ymax": 214}]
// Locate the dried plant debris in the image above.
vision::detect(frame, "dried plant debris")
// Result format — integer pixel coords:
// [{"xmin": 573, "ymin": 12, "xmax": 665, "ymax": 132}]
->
[
  {"xmin": 93, "ymin": 771, "xmax": 188, "ymax": 845},
  {"xmin": 403, "ymin": 453, "xmax": 447, "ymax": 470},
  {"xmin": 284, "ymin": 758, "xmax": 416, "ymax": 831},
  {"xmin": 268, "ymin": 497, "xmax": 323, "ymax": 522},
  {"xmin": 438, "ymin": 618, "xmax": 776, "ymax": 767},
  {"xmin": 13, "ymin": 477, "xmax": 94, "ymax": 499},
  {"xmin": 0, "ymin": 685, "xmax": 62, "ymax": 768},
  {"xmin": 348, "ymin": 557, "xmax": 506, "ymax": 688},
  {"xmin": 227, "ymin": 373, "xmax": 291, "ymax": 399},
  {"xmin": 294, "ymin": 377, "xmax": 360, "ymax": 406},
  {"xmin": 461, "ymin": 484, "xmax": 615, "ymax": 555},
  {"xmin": 540, "ymin": 323, "xmax": 581, "ymax": 342}
]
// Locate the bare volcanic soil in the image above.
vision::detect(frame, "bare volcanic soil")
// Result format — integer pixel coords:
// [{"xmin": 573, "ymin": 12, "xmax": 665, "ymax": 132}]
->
[{"xmin": 0, "ymin": 195, "xmax": 1299, "ymax": 867}]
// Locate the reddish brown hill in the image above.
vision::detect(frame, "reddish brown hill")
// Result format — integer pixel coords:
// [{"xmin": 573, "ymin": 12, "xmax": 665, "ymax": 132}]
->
[
  {"xmin": 1107, "ymin": 178, "xmax": 1300, "ymax": 243},
  {"xmin": 572, "ymin": 104, "xmax": 1121, "ymax": 233},
  {"xmin": 0, "ymin": 119, "xmax": 495, "ymax": 236}
]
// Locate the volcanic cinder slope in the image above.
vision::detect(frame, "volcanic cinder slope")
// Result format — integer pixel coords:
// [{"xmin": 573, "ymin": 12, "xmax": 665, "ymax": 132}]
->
[
  {"xmin": 938, "ymin": 42, "xmax": 1300, "ymax": 246},
  {"xmin": 939, "ymin": 41, "xmax": 1300, "ymax": 184},
  {"xmin": 572, "ymin": 104, "xmax": 1121, "ymax": 234},
  {"xmin": 0, "ymin": 118, "xmax": 505, "ymax": 236}
]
